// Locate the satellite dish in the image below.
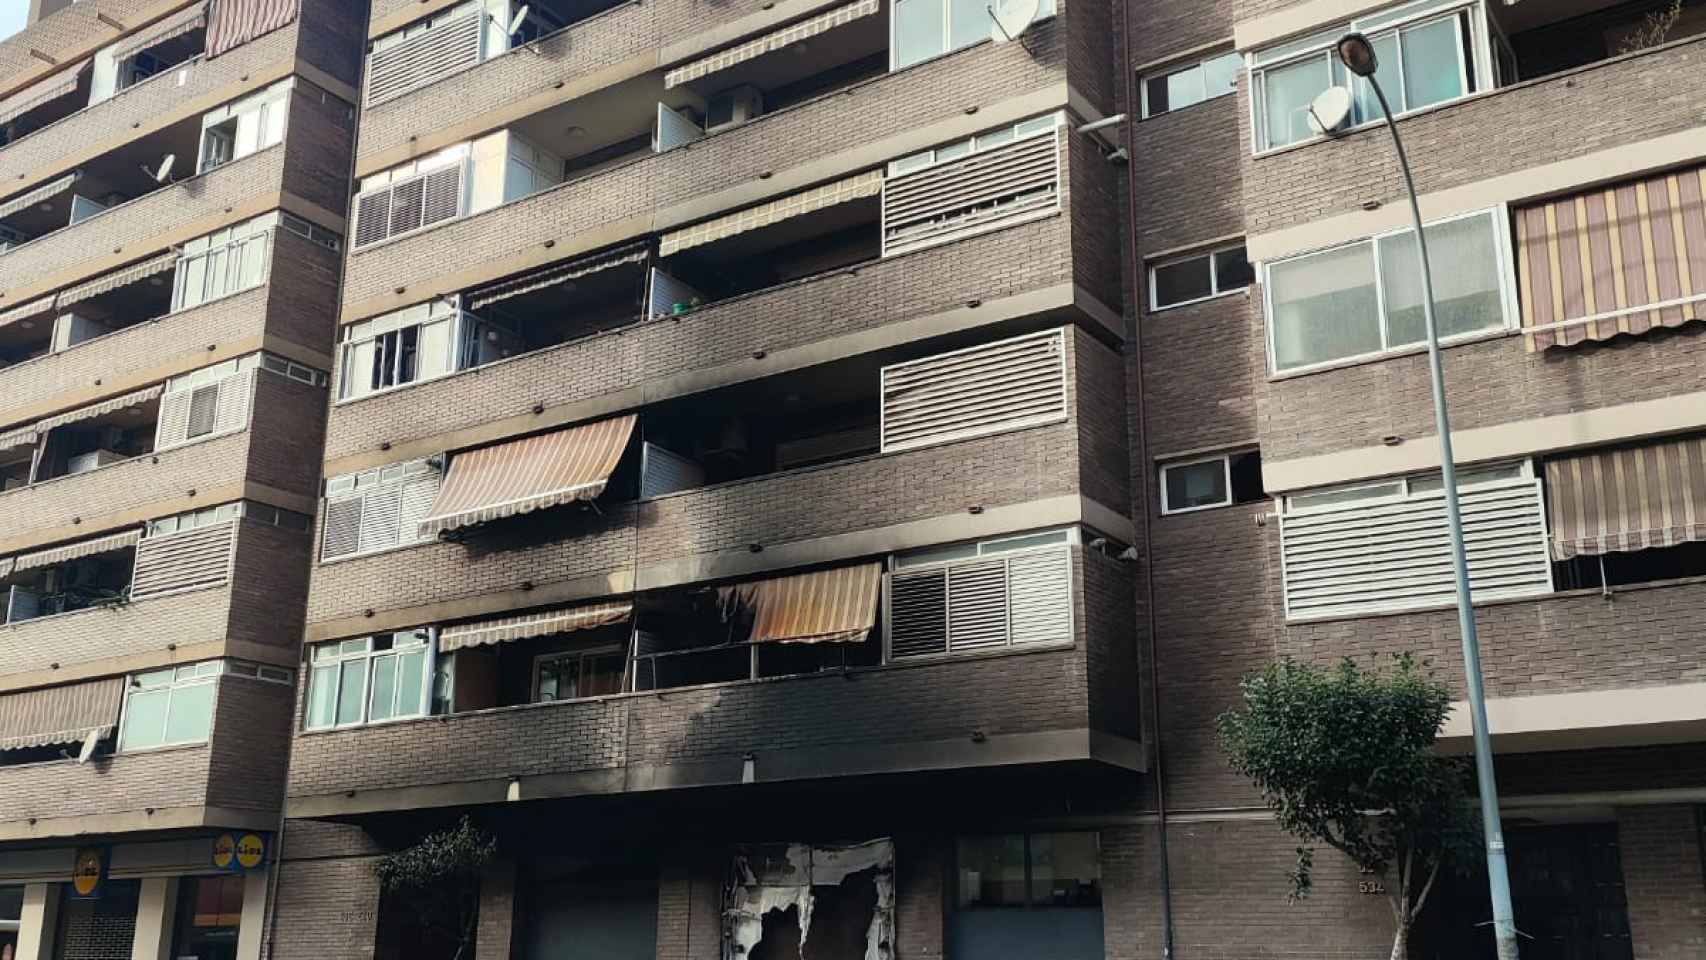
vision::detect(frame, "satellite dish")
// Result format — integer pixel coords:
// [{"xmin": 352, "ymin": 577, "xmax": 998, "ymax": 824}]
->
[
  {"xmin": 1306, "ymin": 87, "xmax": 1353, "ymax": 136},
  {"xmin": 151, "ymin": 154, "xmax": 176, "ymax": 183},
  {"xmin": 75, "ymin": 728, "xmax": 103, "ymax": 764},
  {"xmin": 988, "ymin": 0, "xmax": 1040, "ymax": 43}
]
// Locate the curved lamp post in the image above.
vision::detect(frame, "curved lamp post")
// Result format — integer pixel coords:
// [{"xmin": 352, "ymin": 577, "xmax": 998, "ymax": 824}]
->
[{"xmin": 1333, "ymin": 31, "xmax": 1521, "ymax": 960}]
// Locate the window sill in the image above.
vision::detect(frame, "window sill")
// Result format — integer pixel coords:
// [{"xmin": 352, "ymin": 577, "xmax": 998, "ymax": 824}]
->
[
  {"xmin": 1149, "ymin": 286, "xmax": 1249, "ymax": 315},
  {"xmin": 1267, "ymin": 326, "xmax": 1515, "ymax": 382}
]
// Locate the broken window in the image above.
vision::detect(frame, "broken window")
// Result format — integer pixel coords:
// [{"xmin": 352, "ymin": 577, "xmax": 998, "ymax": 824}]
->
[{"xmin": 724, "ymin": 839, "xmax": 895, "ymax": 960}]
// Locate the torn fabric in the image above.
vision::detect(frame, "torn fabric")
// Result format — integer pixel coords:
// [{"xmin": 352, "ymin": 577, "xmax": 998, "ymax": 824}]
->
[{"xmin": 723, "ymin": 839, "xmax": 895, "ymax": 960}]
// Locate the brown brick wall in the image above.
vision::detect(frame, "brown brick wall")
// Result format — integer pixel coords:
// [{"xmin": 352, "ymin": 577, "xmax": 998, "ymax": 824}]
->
[
  {"xmin": 204, "ymin": 673, "xmax": 297, "ymax": 813},
  {"xmin": 294, "ymin": 0, "xmax": 368, "ymax": 89},
  {"xmin": 1129, "ymin": 0, "xmax": 1236, "ymax": 66},
  {"xmin": 226, "ymin": 519, "xmax": 316, "ymax": 650},
  {"xmin": 1084, "ymin": 545, "xmax": 1142, "ymax": 741},
  {"xmin": 1140, "ymin": 290, "xmax": 1262, "ymax": 459},
  {"xmin": 0, "ymin": 740, "xmax": 212, "ymax": 824},
  {"xmin": 244, "ymin": 371, "xmax": 330, "ymax": 498},
  {"xmin": 0, "ymin": 584, "xmax": 232, "ymax": 679},
  {"xmin": 279, "ymin": 81, "xmax": 358, "ymax": 220},
  {"xmin": 260, "ymin": 227, "xmax": 344, "ymax": 358},
  {"xmin": 269, "ymin": 855, "xmax": 383, "ymax": 960},
  {"xmin": 1131, "ymin": 93, "xmax": 1247, "ymax": 257},
  {"xmin": 0, "ymin": 0, "xmax": 187, "ymax": 84},
  {"xmin": 1074, "ymin": 325, "xmax": 1132, "ymax": 515},
  {"xmin": 1620, "ymin": 804, "xmax": 1706, "ymax": 960}
]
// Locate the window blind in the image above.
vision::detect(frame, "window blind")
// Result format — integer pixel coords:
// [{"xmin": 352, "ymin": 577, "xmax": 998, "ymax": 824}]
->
[
  {"xmin": 881, "ymin": 128, "xmax": 1060, "ymax": 256},
  {"xmin": 880, "ymin": 328, "xmax": 1067, "ymax": 453},
  {"xmin": 320, "ymin": 459, "xmax": 442, "ymax": 561},
  {"xmin": 888, "ymin": 546, "xmax": 1073, "ymax": 658},
  {"xmin": 155, "ymin": 370, "xmax": 255, "ymax": 452},
  {"xmin": 352, "ymin": 162, "xmax": 466, "ymax": 249},
  {"xmin": 130, "ymin": 521, "xmax": 237, "ymax": 600},
  {"xmin": 365, "ymin": 7, "xmax": 484, "ymax": 106}
]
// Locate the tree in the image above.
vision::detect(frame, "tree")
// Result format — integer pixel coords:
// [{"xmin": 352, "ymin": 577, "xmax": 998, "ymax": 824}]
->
[
  {"xmin": 1217, "ymin": 655, "xmax": 1481, "ymax": 960},
  {"xmin": 373, "ymin": 815, "xmax": 497, "ymax": 960}
]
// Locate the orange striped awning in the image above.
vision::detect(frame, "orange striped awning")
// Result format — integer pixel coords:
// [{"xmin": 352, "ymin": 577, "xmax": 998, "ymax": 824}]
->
[
  {"xmin": 439, "ymin": 600, "xmax": 633, "ymax": 652},
  {"xmin": 1545, "ymin": 434, "xmax": 1706, "ymax": 560},
  {"xmin": 0, "ymin": 677, "xmax": 123, "ymax": 751},
  {"xmin": 1516, "ymin": 163, "xmax": 1706, "ymax": 350},
  {"xmin": 718, "ymin": 563, "xmax": 882, "ymax": 645},
  {"xmin": 418, "ymin": 415, "xmax": 637, "ymax": 537}
]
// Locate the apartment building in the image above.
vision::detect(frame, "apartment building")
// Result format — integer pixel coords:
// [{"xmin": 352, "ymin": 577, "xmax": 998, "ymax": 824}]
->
[
  {"xmin": 0, "ymin": 1, "xmax": 361, "ymax": 957},
  {"xmin": 1129, "ymin": 0, "xmax": 1706, "ymax": 956},
  {"xmin": 265, "ymin": 0, "xmax": 1139, "ymax": 958}
]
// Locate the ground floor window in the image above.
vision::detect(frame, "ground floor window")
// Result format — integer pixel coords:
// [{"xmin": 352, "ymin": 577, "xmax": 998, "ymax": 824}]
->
[
  {"xmin": 171, "ymin": 875, "xmax": 245, "ymax": 960},
  {"xmin": 52, "ymin": 879, "xmax": 141, "ymax": 960},
  {"xmin": 950, "ymin": 832, "xmax": 1103, "ymax": 959},
  {"xmin": 0, "ymin": 884, "xmax": 20, "ymax": 959}
]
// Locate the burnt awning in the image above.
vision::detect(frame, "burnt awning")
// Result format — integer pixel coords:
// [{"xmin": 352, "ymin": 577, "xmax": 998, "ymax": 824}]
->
[
  {"xmin": 1545, "ymin": 434, "xmax": 1706, "ymax": 560},
  {"xmin": 0, "ymin": 171, "xmax": 80, "ymax": 222},
  {"xmin": 207, "ymin": 0, "xmax": 299, "ymax": 58},
  {"xmin": 466, "ymin": 242, "xmax": 650, "ymax": 311},
  {"xmin": 0, "ymin": 678, "xmax": 124, "ymax": 751},
  {"xmin": 658, "ymin": 171, "xmax": 883, "ymax": 257},
  {"xmin": 55, "ymin": 251, "xmax": 180, "ymax": 309},
  {"xmin": 664, "ymin": 0, "xmax": 881, "ymax": 89},
  {"xmin": 37, "ymin": 384, "xmax": 163, "ymax": 432},
  {"xmin": 0, "ymin": 59, "xmax": 91, "ymax": 127},
  {"xmin": 439, "ymin": 600, "xmax": 633, "ymax": 652},
  {"xmin": 1516, "ymin": 163, "xmax": 1706, "ymax": 350},
  {"xmin": 418, "ymin": 414, "xmax": 637, "ymax": 537},
  {"xmin": 110, "ymin": 3, "xmax": 209, "ymax": 61},
  {"xmin": 718, "ymin": 563, "xmax": 882, "ymax": 645},
  {"xmin": 13, "ymin": 529, "xmax": 142, "ymax": 572}
]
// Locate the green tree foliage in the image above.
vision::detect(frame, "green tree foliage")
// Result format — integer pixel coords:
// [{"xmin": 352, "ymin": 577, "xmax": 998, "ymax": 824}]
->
[
  {"xmin": 374, "ymin": 816, "xmax": 497, "ymax": 960},
  {"xmin": 1218, "ymin": 655, "xmax": 1481, "ymax": 960}
]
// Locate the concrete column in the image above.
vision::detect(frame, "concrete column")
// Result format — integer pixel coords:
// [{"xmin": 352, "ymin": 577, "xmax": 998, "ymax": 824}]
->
[
  {"xmin": 131, "ymin": 877, "xmax": 180, "ymax": 960},
  {"xmin": 14, "ymin": 883, "xmax": 60, "ymax": 960},
  {"xmin": 474, "ymin": 859, "xmax": 517, "ymax": 960},
  {"xmin": 235, "ymin": 869, "xmax": 269, "ymax": 960}
]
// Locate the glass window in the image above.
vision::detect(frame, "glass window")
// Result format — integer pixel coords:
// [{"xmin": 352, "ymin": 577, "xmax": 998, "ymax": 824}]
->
[
  {"xmin": 1162, "ymin": 458, "xmax": 1228, "ymax": 513},
  {"xmin": 892, "ymin": 0, "xmax": 1056, "ymax": 69},
  {"xmin": 173, "ymin": 216, "xmax": 274, "ymax": 311},
  {"xmin": 1285, "ymin": 480, "xmax": 1404, "ymax": 512},
  {"xmin": 1400, "ymin": 16, "xmax": 1464, "ymax": 110},
  {"xmin": 534, "ymin": 648, "xmax": 625, "ymax": 702},
  {"xmin": 1143, "ymin": 51, "xmax": 1242, "ymax": 117},
  {"xmin": 1151, "ymin": 245, "xmax": 1252, "ymax": 311},
  {"xmin": 957, "ymin": 835, "xmax": 1028, "ymax": 907},
  {"xmin": 1268, "ymin": 241, "xmax": 1382, "ymax": 371},
  {"xmin": 304, "ymin": 632, "xmax": 431, "ymax": 729},
  {"xmin": 1378, "ymin": 211, "xmax": 1505, "ymax": 345},
  {"xmin": 339, "ymin": 302, "xmax": 461, "ymax": 400},
  {"xmin": 1260, "ymin": 54, "xmax": 1332, "ymax": 150},
  {"xmin": 120, "ymin": 664, "xmax": 221, "ymax": 751},
  {"xmin": 957, "ymin": 833, "xmax": 1101, "ymax": 907},
  {"xmin": 171, "ymin": 875, "xmax": 244, "ymax": 960}
]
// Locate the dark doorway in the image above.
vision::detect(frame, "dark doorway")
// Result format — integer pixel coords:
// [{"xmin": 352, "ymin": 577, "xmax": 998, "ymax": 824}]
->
[{"xmin": 1413, "ymin": 823, "xmax": 1633, "ymax": 960}]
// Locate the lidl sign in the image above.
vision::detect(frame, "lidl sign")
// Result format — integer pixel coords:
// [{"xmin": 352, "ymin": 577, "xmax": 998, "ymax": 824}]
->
[
  {"xmin": 212, "ymin": 832, "xmax": 269, "ymax": 873},
  {"xmin": 69, "ymin": 847, "xmax": 108, "ymax": 900}
]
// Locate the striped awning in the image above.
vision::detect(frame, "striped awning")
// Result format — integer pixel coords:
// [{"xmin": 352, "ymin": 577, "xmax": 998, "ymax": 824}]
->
[
  {"xmin": 0, "ymin": 558, "xmax": 12, "ymax": 578},
  {"xmin": 111, "ymin": 3, "xmax": 209, "ymax": 61},
  {"xmin": 718, "ymin": 563, "xmax": 882, "ymax": 645},
  {"xmin": 0, "ymin": 678, "xmax": 123, "ymax": 752},
  {"xmin": 466, "ymin": 242, "xmax": 650, "ymax": 311},
  {"xmin": 207, "ymin": 0, "xmax": 300, "ymax": 58},
  {"xmin": 658, "ymin": 170, "xmax": 883, "ymax": 257},
  {"xmin": 0, "ymin": 59, "xmax": 91, "ymax": 127},
  {"xmin": 0, "ymin": 296, "xmax": 57, "ymax": 331},
  {"xmin": 0, "ymin": 423, "xmax": 39, "ymax": 454},
  {"xmin": 1545, "ymin": 434, "xmax": 1706, "ymax": 560},
  {"xmin": 440, "ymin": 600, "xmax": 634, "ymax": 652},
  {"xmin": 37, "ymin": 384, "xmax": 164, "ymax": 432},
  {"xmin": 0, "ymin": 171, "xmax": 80, "ymax": 222},
  {"xmin": 1516, "ymin": 163, "xmax": 1706, "ymax": 350},
  {"xmin": 56, "ymin": 252, "xmax": 180, "ymax": 309},
  {"xmin": 419, "ymin": 414, "xmax": 638, "ymax": 537},
  {"xmin": 14, "ymin": 529, "xmax": 142, "ymax": 572},
  {"xmin": 664, "ymin": 0, "xmax": 881, "ymax": 89}
]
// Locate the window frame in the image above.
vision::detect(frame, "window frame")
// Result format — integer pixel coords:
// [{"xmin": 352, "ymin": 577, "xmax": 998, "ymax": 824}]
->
[
  {"xmin": 303, "ymin": 630, "xmax": 434, "ymax": 731},
  {"xmin": 1159, "ymin": 453, "xmax": 1236, "ymax": 515},
  {"xmin": 1261, "ymin": 205, "xmax": 1517, "ymax": 376},
  {"xmin": 337, "ymin": 298, "xmax": 465, "ymax": 402},
  {"xmin": 530, "ymin": 644, "xmax": 627, "ymax": 703},
  {"xmin": 1140, "ymin": 50, "xmax": 1243, "ymax": 118},
  {"xmin": 1247, "ymin": 0, "xmax": 1494, "ymax": 155},
  {"xmin": 1280, "ymin": 460, "xmax": 1530, "ymax": 515},
  {"xmin": 172, "ymin": 216, "xmax": 277, "ymax": 313},
  {"xmin": 952, "ymin": 831, "xmax": 1103, "ymax": 911},
  {"xmin": 1148, "ymin": 243, "xmax": 1252, "ymax": 312},
  {"xmin": 118, "ymin": 661, "xmax": 224, "ymax": 753},
  {"xmin": 888, "ymin": 0, "xmax": 1058, "ymax": 72}
]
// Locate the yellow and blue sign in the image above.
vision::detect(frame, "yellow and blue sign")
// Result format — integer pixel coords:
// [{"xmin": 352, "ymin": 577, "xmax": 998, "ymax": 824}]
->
[
  {"xmin": 68, "ymin": 846, "xmax": 108, "ymax": 900},
  {"xmin": 212, "ymin": 832, "xmax": 269, "ymax": 874}
]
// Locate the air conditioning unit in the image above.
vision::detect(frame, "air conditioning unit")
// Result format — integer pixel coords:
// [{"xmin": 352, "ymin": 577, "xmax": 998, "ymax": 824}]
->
[{"xmin": 704, "ymin": 85, "xmax": 764, "ymax": 134}]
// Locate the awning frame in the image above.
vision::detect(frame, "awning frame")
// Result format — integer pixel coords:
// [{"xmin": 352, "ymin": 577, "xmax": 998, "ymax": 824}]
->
[
  {"xmin": 0, "ymin": 171, "xmax": 81, "ymax": 222},
  {"xmin": 658, "ymin": 170, "xmax": 883, "ymax": 257},
  {"xmin": 13, "ymin": 529, "xmax": 143, "ymax": 572},
  {"xmin": 0, "ymin": 59, "xmax": 92, "ymax": 127},
  {"xmin": 439, "ymin": 600, "xmax": 634, "ymax": 652},
  {"xmin": 664, "ymin": 0, "xmax": 881, "ymax": 89},
  {"xmin": 110, "ymin": 3, "xmax": 209, "ymax": 62},
  {"xmin": 55, "ymin": 251, "xmax": 180, "ymax": 309},
  {"xmin": 717, "ymin": 562, "xmax": 883, "ymax": 645},
  {"xmin": 466, "ymin": 241, "xmax": 651, "ymax": 311}
]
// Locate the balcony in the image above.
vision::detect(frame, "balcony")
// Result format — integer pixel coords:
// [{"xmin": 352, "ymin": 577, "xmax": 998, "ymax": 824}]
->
[
  {"xmin": 287, "ymin": 547, "xmax": 1139, "ymax": 817},
  {"xmin": 338, "ymin": 32, "xmax": 1066, "ymax": 313}
]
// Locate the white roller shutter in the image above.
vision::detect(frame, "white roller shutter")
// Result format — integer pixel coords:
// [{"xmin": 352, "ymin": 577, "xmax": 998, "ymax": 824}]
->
[
  {"xmin": 320, "ymin": 495, "xmax": 364, "ymax": 561},
  {"xmin": 351, "ymin": 162, "xmax": 466, "ymax": 250},
  {"xmin": 131, "ymin": 522, "xmax": 237, "ymax": 600},
  {"xmin": 156, "ymin": 370, "xmax": 256, "ymax": 452},
  {"xmin": 320, "ymin": 460, "xmax": 442, "ymax": 562},
  {"xmin": 887, "ymin": 546, "xmax": 1074, "ymax": 659},
  {"xmin": 1279, "ymin": 478, "xmax": 1553, "ymax": 620},
  {"xmin": 365, "ymin": 8, "xmax": 484, "ymax": 106},
  {"xmin": 882, "ymin": 128, "xmax": 1060, "ymax": 256},
  {"xmin": 880, "ymin": 328, "xmax": 1067, "ymax": 453}
]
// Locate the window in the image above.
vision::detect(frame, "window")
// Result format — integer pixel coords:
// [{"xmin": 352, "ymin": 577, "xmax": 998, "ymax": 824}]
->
[
  {"xmin": 320, "ymin": 458, "xmax": 443, "ymax": 561},
  {"xmin": 1142, "ymin": 51, "xmax": 1242, "ymax": 117},
  {"xmin": 339, "ymin": 300, "xmax": 462, "ymax": 400},
  {"xmin": 366, "ymin": 2, "xmax": 485, "ymax": 106},
  {"xmin": 1250, "ymin": 0, "xmax": 1487, "ymax": 152},
  {"xmin": 1265, "ymin": 208, "xmax": 1512, "ymax": 373},
  {"xmin": 533, "ymin": 646, "xmax": 626, "ymax": 702},
  {"xmin": 880, "ymin": 329, "xmax": 1067, "ymax": 453},
  {"xmin": 1278, "ymin": 462, "xmax": 1550, "ymax": 619},
  {"xmin": 173, "ymin": 214, "xmax": 277, "ymax": 311},
  {"xmin": 170, "ymin": 875, "xmax": 244, "ymax": 960},
  {"xmin": 352, "ymin": 146, "xmax": 469, "ymax": 249},
  {"xmin": 146, "ymin": 502, "xmax": 243, "ymax": 537},
  {"xmin": 119, "ymin": 662, "xmax": 223, "ymax": 751},
  {"xmin": 156, "ymin": 355, "xmax": 267, "ymax": 452},
  {"xmin": 891, "ymin": 0, "xmax": 1055, "ymax": 69},
  {"xmin": 1149, "ymin": 244, "xmax": 1253, "ymax": 310},
  {"xmin": 888, "ymin": 528, "xmax": 1078, "ymax": 658},
  {"xmin": 951, "ymin": 833, "xmax": 1102, "ymax": 959},
  {"xmin": 305, "ymin": 631, "xmax": 431, "ymax": 729},
  {"xmin": 0, "ymin": 884, "xmax": 20, "ymax": 957},
  {"xmin": 198, "ymin": 80, "xmax": 292, "ymax": 174},
  {"xmin": 1160, "ymin": 450, "xmax": 1263, "ymax": 514},
  {"xmin": 883, "ymin": 114, "xmax": 1063, "ymax": 256}
]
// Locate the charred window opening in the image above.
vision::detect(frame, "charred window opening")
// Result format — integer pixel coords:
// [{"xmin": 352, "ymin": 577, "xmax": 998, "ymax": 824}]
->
[
  {"xmin": 1, "ymin": 544, "xmax": 136, "ymax": 625},
  {"xmin": 724, "ymin": 840, "xmax": 895, "ymax": 960},
  {"xmin": 1498, "ymin": 0, "xmax": 1706, "ymax": 81},
  {"xmin": 31, "ymin": 396, "xmax": 160, "ymax": 483}
]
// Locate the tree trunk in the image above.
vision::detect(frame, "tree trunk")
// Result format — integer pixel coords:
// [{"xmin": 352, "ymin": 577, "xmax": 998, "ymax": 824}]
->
[{"xmin": 1390, "ymin": 921, "xmax": 1409, "ymax": 960}]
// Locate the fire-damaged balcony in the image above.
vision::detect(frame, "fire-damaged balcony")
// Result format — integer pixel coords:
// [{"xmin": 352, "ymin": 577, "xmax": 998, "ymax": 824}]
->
[{"xmin": 286, "ymin": 535, "xmax": 1139, "ymax": 819}]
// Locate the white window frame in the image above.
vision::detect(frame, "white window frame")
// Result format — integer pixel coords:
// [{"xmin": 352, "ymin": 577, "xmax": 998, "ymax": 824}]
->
[
  {"xmin": 197, "ymin": 79, "xmax": 293, "ymax": 174},
  {"xmin": 319, "ymin": 457, "xmax": 442, "ymax": 562},
  {"xmin": 531, "ymin": 644, "xmax": 627, "ymax": 703},
  {"xmin": 1159, "ymin": 453, "xmax": 1235, "ymax": 515},
  {"xmin": 118, "ymin": 661, "xmax": 225, "ymax": 752},
  {"xmin": 1140, "ymin": 50, "xmax": 1243, "ymax": 118},
  {"xmin": 1148, "ymin": 243, "xmax": 1252, "ymax": 312},
  {"xmin": 337, "ymin": 299, "xmax": 466, "ymax": 402},
  {"xmin": 1247, "ymin": 0, "xmax": 1496, "ymax": 155},
  {"xmin": 884, "ymin": 527, "xmax": 1081, "ymax": 662},
  {"xmin": 304, "ymin": 631, "xmax": 434, "ymax": 731},
  {"xmin": 1280, "ymin": 461, "xmax": 1529, "ymax": 514},
  {"xmin": 1261, "ymin": 205, "xmax": 1517, "ymax": 376},
  {"xmin": 171, "ymin": 214, "xmax": 278, "ymax": 313},
  {"xmin": 888, "ymin": 0, "xmax": 1057, "ymax": 71},
  {"xmin": 887, "ymin": 113, "xmax": 1063, "ymax": 178}
]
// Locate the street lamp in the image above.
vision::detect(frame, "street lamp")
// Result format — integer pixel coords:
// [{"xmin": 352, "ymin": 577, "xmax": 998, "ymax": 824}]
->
[{"xmin": 1327, "ymin": 31, "xmax": 1522, "ymax": 960}]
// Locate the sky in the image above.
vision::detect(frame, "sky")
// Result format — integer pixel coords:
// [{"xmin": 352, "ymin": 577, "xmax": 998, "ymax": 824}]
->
[{"xmin": 0, "ymin": 4, "xmax": 26, "ymax": 43}]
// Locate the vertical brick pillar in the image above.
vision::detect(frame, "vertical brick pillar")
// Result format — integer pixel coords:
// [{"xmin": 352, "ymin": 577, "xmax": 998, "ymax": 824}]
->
[
  {"xmin": 895, "ymin": 836, "xmax": 944, "ymax": 959},
  {"xmin": 474, "ymin": 859, "xmax": 517, "ymax": 960},
  {"xmin": 1619, "ymin": 805, "xmax": 1706, "ymax": 960}
]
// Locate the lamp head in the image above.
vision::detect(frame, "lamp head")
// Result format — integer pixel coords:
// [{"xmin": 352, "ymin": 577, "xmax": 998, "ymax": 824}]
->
[{"xmin": 1337, "ymin": 32, "xmax": 1379, "ymax": 78}]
